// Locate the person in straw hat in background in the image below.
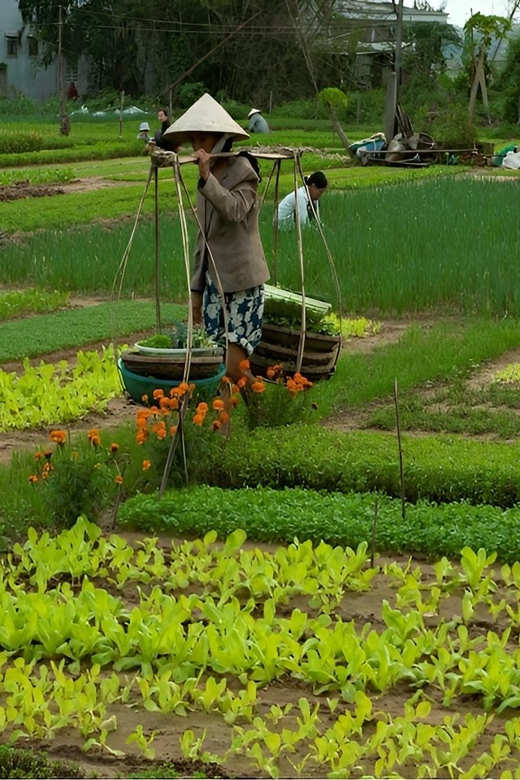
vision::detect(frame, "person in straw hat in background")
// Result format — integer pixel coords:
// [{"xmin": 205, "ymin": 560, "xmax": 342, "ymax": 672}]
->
[
  {"xmin": 162, "ymin": 94, "xmax": 269, "ymax": 383},
  {"xmin": 248, "ymin": 108, "xmax": 270, "ymax": 134},
  {"xmin": 136, "ymin": 121, "xmax": 150, "ymax": 142}
]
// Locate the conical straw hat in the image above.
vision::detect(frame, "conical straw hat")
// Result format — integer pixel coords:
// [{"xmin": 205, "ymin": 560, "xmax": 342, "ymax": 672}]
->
[
  {"xmin": 163, "ymin": 93, "xmax": 249, "ymax": 145},
  {"xmin": 248, "ymin": 108, "xmax": 261, "ymax": 118}
]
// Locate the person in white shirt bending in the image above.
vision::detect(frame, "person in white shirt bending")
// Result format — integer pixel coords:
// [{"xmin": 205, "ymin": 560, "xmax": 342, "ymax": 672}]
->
[{"xmin": 277, "ymin": 171, "xmax": 328, "ymax": 228}]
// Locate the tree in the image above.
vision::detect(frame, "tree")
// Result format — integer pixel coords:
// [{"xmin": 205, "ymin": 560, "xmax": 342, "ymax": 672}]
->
[
  {"xmin": 318, "ymin": 88, "xmax": 356, "ymax": 160},
  {"xmin": 17, "ymin": 0, "xmax": 345, "ymax": 102},
  {"xmin": 402, "ymin": 22, "xmax": 461, "ymax": 83},
  {"xmin": 464, "ymin": 13, "xmax": 512, "ymax": 123}
]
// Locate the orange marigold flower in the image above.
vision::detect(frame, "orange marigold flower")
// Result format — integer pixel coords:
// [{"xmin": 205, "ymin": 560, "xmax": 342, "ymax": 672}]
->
[
  {"xmin": 136, "ymin": 430, "xmax": 148, "ymax": 445},
  {"xmin": 170, "ymin": 425, "xmax": 177, "ymax": 436},
  {"xmin": 231, "ymin": 384, "xmax": 239, "ymax": 394},
  {"xmin": 212, "ymin": 420, "xmax": 222, "ymax": 432},
  {"xmin": 237, "ymin": 377, "xmax": 248, "ymax": 389},
  {"xmin": 221, "ymin": 376, "xmax": 232, "ymax": 384},
  {"xmin": 230, "ymin": 397, "xmax": 239, "ymax": 407},
  {"xmin": 28, "ymin": 474, "xmax": 39, "ymax": 484},
  {"xmin": 239, "ymin": 359, "xmax": 250, "ymax": 373},
  {"xmin": 153, "ymin": 388, "xmax": 164, "ymax": 400},
  {"xmin": 219, "ymin": 411, "xmax": 230, "ymax": 424},
  {"xmin": 35, "ymin": 451, "xmax": 42, "ymax": 460},
  {"xmin": 192, "ymin": 413, "xmax": 205, "ymax": 426},
  {"xmin": 196, "ymin": 402, "xmax": 209, "ymax": 413},
  {"xmin": 169, "ymin": 397, "xmax": 179, "ymax": 410},
  {"xmin": 141, "ymin": 394, "xmax": 149, "ymax": 404},
  {"xmin": 159, "ymin": 397, "xmax": 171, "ymax": 410},
  {"xmin": 157, "ymin": 428, "xmax": 167, "ymax": 440},
  {"xmin": 114, "ymin": 475, "xmax": 123, "ymax": 484},
  {"xmin": 251, "ymin": 381, "xmax": 266, "ymax": 394},
  {"xmin": 169, "ymin": 387, "xmax": 180, "ymax": 398},
  {"xmin": 49, "ymin": 429, "xmax": 67, "ymax": 446},
  {"xmin": 188, "ymin": 383, "xmax": 196, "ymax": 393},
  {"xmin": 266, "ymin": 367, "xmax": 276, "ymax": 380},
  {"xmin": 212, "ymin": 399, "xmax": 225, "ymax": 411},
  {"xmin": 88, "ymin": 428, "xmax": 101, "ymax": 446},
  {"xmin": 44, "ymin": 449, "xmax": 53, "ymax": 460},
  {"xmin": 178, "ymin": 382, "xmax": 190, "ymax": 395},
  {"xmin": 110, "ymin": 443, "xmax": 119, "ymax": 454},
  {"xmin": 149, "ymin": 405, "xmax": 160, "ymax": 414},
  {"xmin": 43, "ymin": 462, "xmax": 53, "ymax": 474},
  {"xmin": 142, "ymin": 460, "xmax": 152, "ymax": 471}
]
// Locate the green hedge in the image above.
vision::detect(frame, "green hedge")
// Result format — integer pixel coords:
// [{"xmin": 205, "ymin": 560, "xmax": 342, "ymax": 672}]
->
[
  {"xmin": 209, "ymin": 427, "xmax": 520, "ymax": 507},
  {"xmin": 119, "ymin": 485, "xmax": 519, "ymax": 562}
]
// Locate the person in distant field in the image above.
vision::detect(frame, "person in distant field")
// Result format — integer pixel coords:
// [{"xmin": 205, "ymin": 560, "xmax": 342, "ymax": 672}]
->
[
  {"xmin": 67, "ymin": 81, "xmax": 79, "ymax": 101},
  {"xmin": 136, "ymin": 121, "xmax": 150, "ymax": 142},
  {"xmin": 277, "ymin": 171, "xmax": 328, "ymax": 228},
  {"xmin": 154, "ymin": 108, "xmax": 171, "ymax": 148},
  {"xmin": 248, "ymin": 108, "xmax": 270, "ymax": 134},
  {"xmin": 492, "ymin": 142, "xmax": 519, "ymax": 167}
]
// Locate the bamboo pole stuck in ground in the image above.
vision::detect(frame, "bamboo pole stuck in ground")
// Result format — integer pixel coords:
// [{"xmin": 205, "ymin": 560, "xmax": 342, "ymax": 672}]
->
[
  {"xmin": 370, "ymin": 496, "xmax": 379, "ymax": 568},
  {"xmin": 394, "ymin": 378, "xmax": 406, "ymax": 521}
]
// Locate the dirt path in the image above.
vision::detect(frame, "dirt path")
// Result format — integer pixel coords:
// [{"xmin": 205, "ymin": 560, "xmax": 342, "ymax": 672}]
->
[{"xmin": 0, "ymin": 177, "xmax": 136, "ymax": 203}]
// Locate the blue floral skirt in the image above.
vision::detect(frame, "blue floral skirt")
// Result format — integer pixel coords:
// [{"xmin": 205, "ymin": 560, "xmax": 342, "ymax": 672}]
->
[{"xmin": 203, "ymin": 272, "xmax": 264, "ymax": 356}]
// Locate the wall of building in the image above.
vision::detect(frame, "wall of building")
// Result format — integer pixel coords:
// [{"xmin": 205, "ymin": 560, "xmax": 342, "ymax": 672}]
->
[{"xmin": 0, "ymin": 0, "xmax": 88, "ymax": 101}]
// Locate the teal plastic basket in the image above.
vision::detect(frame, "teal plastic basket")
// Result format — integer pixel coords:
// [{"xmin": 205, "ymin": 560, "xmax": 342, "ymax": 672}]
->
[{"xmin": 118, "ymin": 359, "xmax": 226, "ymax": 405}]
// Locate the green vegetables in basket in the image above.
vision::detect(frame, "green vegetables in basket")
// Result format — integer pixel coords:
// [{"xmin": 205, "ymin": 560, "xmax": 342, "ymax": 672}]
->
[
  {"xmin": 263, "ymin": 312, "xmax": 381, "ymax": 338},
  {"xmin": 140, "ymin": 322, "xmax": 217, "ymax": 349},
  {"xmin": 263, "ymin": 284, "xmax": 331, "ymax": 325}
]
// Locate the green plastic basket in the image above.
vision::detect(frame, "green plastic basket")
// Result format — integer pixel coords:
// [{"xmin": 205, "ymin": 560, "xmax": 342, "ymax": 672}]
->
[{"xmin": 118, "ymin": 359, "xmax": 226, "ymax": 405}]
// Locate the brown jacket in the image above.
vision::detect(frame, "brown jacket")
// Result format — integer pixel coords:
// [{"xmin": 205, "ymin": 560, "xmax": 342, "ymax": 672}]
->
[{"xmin": 190, "ymin": 155, "xmax": 270, "ymax": 294}]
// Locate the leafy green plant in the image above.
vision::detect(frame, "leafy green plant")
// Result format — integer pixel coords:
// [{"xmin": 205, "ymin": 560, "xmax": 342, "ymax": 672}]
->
[{"xmin": 0, "ymin": 289, "xmax": 68, "ymax": 322}]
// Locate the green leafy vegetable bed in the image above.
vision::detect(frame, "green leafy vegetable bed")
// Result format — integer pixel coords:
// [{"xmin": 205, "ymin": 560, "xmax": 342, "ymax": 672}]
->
[
  {"xmin": 119, "ymin": 485, "xmax": 520, "ymax": 562},
  {"xmin": 209, "ymin": 426, "xmax": 520, "ymax": 507},
  {"xmin": 0, "ymin": 301, "xmax": 185, "ymax": 363}
]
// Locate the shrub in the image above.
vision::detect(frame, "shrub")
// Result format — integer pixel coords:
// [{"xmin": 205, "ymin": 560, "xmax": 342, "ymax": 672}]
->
[{"xmin": 0, "ymin": 744, "xmax": 84, "ymax": 779}]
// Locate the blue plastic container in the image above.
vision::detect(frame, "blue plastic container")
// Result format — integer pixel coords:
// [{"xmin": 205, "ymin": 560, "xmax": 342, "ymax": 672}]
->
[{"xmin": 118, "ymin": 359, "xmax": 226, "ymax": 406}]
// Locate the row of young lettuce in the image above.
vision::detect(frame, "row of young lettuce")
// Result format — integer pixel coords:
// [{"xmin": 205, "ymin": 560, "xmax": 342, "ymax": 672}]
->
[{"xmin": 1, "ymin": 518, "xmax": 520, "ymax": 779}]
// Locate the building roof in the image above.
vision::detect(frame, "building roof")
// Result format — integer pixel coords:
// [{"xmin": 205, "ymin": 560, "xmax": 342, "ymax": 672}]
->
[{"xmin": 336, "ymin": 0, "xmax": 448, "ymax": 25}]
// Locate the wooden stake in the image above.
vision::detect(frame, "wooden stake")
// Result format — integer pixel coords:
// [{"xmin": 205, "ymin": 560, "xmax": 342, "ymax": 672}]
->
[
  {"xmin": 394, "ymin": 377, "xmax": 406, "ymax": 521},
  {"xmin": 370, "ymin": 496, "xmax": 379, "ymax": 568},
  {"xmin": 119, "ymin": 90, "xmax": 124, "ymax": 138}
]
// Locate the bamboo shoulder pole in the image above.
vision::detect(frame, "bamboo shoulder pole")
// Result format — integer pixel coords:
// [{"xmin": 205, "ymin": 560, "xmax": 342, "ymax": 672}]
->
[
  {"xmin": 293, "ymin": 153, "xmax": 306, "ymax": 374},
  {"xmin": 272, "ymin": 159, "xmax": 282, "ymax": 288},
  {"xmin": 154, "ymin": 167, "xmax": 162, "ymax": 333}
]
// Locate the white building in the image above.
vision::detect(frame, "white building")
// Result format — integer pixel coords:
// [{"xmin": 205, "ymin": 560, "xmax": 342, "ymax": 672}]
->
[{"xmin": 0, "ymin": 0, "xmax": 81, "ymax": 101}]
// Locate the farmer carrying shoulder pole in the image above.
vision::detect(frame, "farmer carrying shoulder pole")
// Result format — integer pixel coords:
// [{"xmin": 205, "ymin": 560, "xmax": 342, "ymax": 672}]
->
[{"xmin": 163, "ymin": 94, "xmax": 269, "ymax": 383}]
